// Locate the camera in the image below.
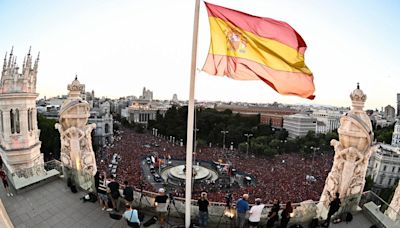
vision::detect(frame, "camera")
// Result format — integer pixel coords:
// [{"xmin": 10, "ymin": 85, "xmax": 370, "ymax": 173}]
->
[{"xmin": 225, "ymin": 193, "xmax": 232, "ymax": 207}]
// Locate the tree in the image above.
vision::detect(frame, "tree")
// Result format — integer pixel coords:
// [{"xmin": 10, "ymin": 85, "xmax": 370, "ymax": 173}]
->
[
  {"xmin": 364, "ymin": 176, "xmax": 374, "ymax": 191},
  {"xmin": 37, "ymin": 114, "xmax": 61, "ymax": 161}
]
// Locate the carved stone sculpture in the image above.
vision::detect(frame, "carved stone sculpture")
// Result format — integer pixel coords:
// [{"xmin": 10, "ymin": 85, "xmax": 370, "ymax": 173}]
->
[
  {"xmin": 56, "ymin": 77, "xmax": 97, "ymax": 189},
  {"xmin": 386, "ymin": 182, "xmax": 400, "ymax": 221},
  {"xmin": 318, "ymin": 84, "xmax": 377, "ymax": 217}
]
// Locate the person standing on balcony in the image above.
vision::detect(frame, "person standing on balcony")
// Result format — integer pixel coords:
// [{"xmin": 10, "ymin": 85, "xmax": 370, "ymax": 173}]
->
[
  {"xmin": 107, "ymin": 174, "xmax": 121, "ymax": 212},
  {"xmin": 197, "ymin": 192, "xmax": 209, "ymax": 228},
  {"xmin": 154, "ymin": 188, "xmax": 168, "ymax": 227},
  {"xmin": 123, "ymin": 180, "xmax": 134, "ymax": 206},
  {"xmin": 0, "ymin": 169, "xmax": 13, "ymax": 196},
  {"xmin": 280, "ymin": 201, "xmax": 293, "ymax": 228},
  {"xmin": 267, "ymin": 199, "xmax": 280, "ymax": 228},
  {"xmin": 236, "ymin": 193, "xmax": 249, "ymax": 228},
  {"xmin": 322, "ymin": 192, "xmax": 341, "ymax": 227},
  {"xmin": 248, "ymin": 198, "xmax": 265, "ymax": 228}
]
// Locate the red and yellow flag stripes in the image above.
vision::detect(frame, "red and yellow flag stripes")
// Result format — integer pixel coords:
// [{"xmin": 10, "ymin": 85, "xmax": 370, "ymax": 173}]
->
[{"xmin": 202, "ymin": 2, "xmax": 315, "ymax": 99}]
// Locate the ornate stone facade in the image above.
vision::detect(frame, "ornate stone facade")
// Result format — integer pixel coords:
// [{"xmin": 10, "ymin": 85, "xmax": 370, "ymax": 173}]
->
[
  {"xmin": 386, "ymin": 181, "xmax": 400, "ymax": 221},
  {"xmin": 55, "ymin": 77, "xmax": 97, "ymax": 189},
  {"xmin": 319, "ymin": 84, "xmax": 377, "ymax": 216},
  {"xmin": 0, "ymin": 47, "xmax": 43, "ymax": 172}
]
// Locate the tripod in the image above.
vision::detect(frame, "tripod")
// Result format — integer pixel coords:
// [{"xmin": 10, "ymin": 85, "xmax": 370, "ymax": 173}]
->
[
  {"xmin": 137, "ymin": 184, "xmax": 151, "ymax": 210},
  {"xmin": 166, "ymin": 193, "xmax": 185, "ymax": 227}
]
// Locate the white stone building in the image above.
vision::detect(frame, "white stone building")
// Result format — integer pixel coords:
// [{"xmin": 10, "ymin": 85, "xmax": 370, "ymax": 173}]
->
[
  {"xmin": 0, "ymin": 47, "xmax": 44, "ymax": 171},
  {"xmin": 125, "ymin": 101, "xmax": 167, "ymax": 125},
  {"xmin": 310, "ymin": 109, "xmax": 342, "ymax": 134},
  {"xmin": 283, "ymin": 113, "xmax": 317, "ymax": 139},
  {"xmin": 89, "ymin": 110, "xmax": 113, "ymax": 146},
  {"xmin": 367, "ymin": 120, "xmax": 400, "ymax": 188}
]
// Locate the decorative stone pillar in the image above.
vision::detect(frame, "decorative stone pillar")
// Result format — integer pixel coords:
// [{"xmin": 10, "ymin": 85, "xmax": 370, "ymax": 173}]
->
[
  {"xmin": 386, "ymin": 181, "xmax": 400, "ymax": 221},
  {"xmin": 318, "ymin": 84, "xmax": 377, "ymax": 217},
  {"xmin": 55, "ymin": 77, "xmax": 97, "ymax": 191}
]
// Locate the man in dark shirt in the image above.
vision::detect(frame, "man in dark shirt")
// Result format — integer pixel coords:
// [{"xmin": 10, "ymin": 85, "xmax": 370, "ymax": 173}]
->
[
  {"xmin": 154, "ymin": 188, "xmax": 168, "ymax": 226},
  {"xmin": 197, "ymin": 192, "xmax": 209, "ymax": 228},
  {"xmin": 123, "ymin": 180, "xmax": 134, "ymax": 205},
  {"xmin": 267, "ymin": 199, "xmax": 280, "ymax": 228},
  {"xmin": 323, "ymin": 192, "xmax": 341, "ymax": 227},
  {"xmin": 107, "ymin": 175, "xmax": 120, "ymax": 211}
]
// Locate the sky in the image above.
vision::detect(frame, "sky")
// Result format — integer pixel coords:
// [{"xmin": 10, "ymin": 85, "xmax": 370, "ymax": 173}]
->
[{"xmin": 0, "ymin": 0, "xmax": 400, "ymax": 110}]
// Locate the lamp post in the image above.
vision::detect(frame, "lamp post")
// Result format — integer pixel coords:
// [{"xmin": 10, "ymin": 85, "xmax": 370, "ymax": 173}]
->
[
  {"xmin": 244, "ymin": 133, "xmax": 253, "ymax": 157},
  {"xmin": 221, "ymin": 130, "xmax": 229, "ymax": 150},
  {"xmin": 310, "ymin": 146, "xmax": 320, "ymax": 175}
]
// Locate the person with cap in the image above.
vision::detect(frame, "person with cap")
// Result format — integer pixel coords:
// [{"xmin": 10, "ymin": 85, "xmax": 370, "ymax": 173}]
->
[
  {"xmin": 248, "ymin": 198, "xmax": 265, "ymax": 228},
  {"xmin": 197, "ymin": 192, "xmax": 209, "ymax": 228},
  {"xmin": 236, "ymin": 193, "xmax": 249, "ymax": 228},
  {"xmin": 154, "ymin": 188, "xmax": 168, "ymax": 227}
]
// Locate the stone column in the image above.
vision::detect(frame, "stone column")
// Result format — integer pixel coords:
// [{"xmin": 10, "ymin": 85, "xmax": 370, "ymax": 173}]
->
[{"xmin": 386, "ymin": 181, "xmax": 400, "ymax": 221}]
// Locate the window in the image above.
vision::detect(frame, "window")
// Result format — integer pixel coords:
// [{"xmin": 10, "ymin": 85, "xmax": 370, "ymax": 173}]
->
[
  {"xmin": 375, "ymin": 163, "xmax": 378, "ymax": 168},
  {"xmin": 10, "ymin": 109, "xmax": 15, "ymax": 134},
  {"xmin": 105, "ymin": 123, "xmax": 109, "ymax": 134},
  {"xmin": 379, "ymin": 177, "xmax": 384, "ymax": 184},
  {"xmin": 0, "ymin": 111, "xmax": 3, "ymax": 133},
  {"xmin": 383, "ymin": 165, "xmax": 387, "ymax": 171},
  {"xmin": 27, "ymin": 109, "xmax": 31, "ymax": 131},
  {"xmin": 392, "ymin": 166, "xmax": 396, "ymax": 173},
  {"xmin": 15, "ymin": 109, "xmax": 20, "ymax": 133},
  {"xmin": 388, "ymin": 178, "xmax": 393, "ymax": 186}
]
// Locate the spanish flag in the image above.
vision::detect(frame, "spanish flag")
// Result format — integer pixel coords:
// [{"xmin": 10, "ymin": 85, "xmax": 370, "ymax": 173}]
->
[{"xmin": 202, "ymin": 2, "xmax": 315, "ymax": 99}]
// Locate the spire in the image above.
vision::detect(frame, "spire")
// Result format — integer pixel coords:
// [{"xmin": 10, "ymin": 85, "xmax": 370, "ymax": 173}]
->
[
  {"xmin": 34, "ymin": 51, "xmax": 40, "ymax": 71},
  {"xmin": 75, "ymin": 74, "xmax": 78, "ymax": 80},
  {"xmin": 7, "ymin": 46, "xmax": 13, "ymax": 68},
  {"xmin": 357, "ymin": 82, "xmax": 360, "ymax": 89},
  {"xmin": 28, "ymin": 46, "xmax": 31, "ymax": 56},
  {"xmin": 2, "ymin": 52, "xmax": 7, "ymax": 71}
]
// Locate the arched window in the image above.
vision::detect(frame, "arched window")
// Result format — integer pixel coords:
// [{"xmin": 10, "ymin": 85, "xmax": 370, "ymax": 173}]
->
[
  {"xmin": 27, "ymin": 109, "xmax": 31, "ymax": 131},
  {"xmin": 105, "ymin": 123, "xmax": 109, "ymax": 134},
  {"xmin": 15, "ymin": 109, "xmax": 20, "ymax": 133},
  {"xmin": 10, "ymin": 109, "xmax": 15, "ymax": 134}
]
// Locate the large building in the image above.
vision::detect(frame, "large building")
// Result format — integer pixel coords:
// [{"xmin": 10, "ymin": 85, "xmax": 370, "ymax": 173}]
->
[
  {"xmin": 215, "ymin": 104, "xmax": 298, "ymax": 128},
  {"xmin": 384, "ymin": 105, "xmax": 396, "ymax": 121},
  {"xmin": 0, "ymin": 47, "xmax": 44, "ymax": 171},
  {"xmin": 310, "ymin": 109, "xmax": 343, "ymax": 134},
  {"xmin": 283, "ymin": 113, "xmax": 317, "ymax": 139},
  {"xmin": 367, "ymin": 120, "xmax": 400, "ymax": 188},
  {"xmin": 397, "ymin": 93, "xmax": 400, "ymax": 116}
]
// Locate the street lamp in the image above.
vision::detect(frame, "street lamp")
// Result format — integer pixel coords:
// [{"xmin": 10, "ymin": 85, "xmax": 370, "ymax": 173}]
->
[
  {"xmin": 221, "ymin": 130, "xmax": 229, "ymax": 150},
  {"xmin": 244, "ymin": 133, "xmax": 253, "ymax": 157},
  {"xmin": 310, "ymin": 146, "xmax": 320, "ymax": 175}
]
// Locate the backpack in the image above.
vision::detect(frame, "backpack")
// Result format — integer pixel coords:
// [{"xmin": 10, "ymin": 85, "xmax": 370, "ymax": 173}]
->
[{"xmin": 345, "ymin": 212, "xmax": 353, "ymax": 223}]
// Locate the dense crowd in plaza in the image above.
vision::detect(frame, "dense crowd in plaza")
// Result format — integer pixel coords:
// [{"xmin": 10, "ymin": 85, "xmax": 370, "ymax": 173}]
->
[{"xmin": 97, "ymin": 126, "xmax": 333, "ymax": 204}]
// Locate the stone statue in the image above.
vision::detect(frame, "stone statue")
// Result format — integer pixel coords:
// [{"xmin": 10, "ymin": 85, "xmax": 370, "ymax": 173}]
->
[
  {"xmin": 56, "ymin": 77, "xmax": 97, "ymax": 190},
  {"xmin": 386, "ymin": 181, "xmax": 400, "ymax": 221},
  {"xmin": 318, "ymin": 84, "xmax": 377, "ymax": 217}
]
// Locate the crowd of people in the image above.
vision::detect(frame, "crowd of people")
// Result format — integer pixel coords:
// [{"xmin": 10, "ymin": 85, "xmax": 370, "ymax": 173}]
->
[{"xmin": 97, "ymin": 126, "xmax": 333, "ymax": 205}]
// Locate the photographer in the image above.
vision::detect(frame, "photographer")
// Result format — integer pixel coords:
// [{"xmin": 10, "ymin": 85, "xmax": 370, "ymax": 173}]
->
[{"xmin": 154, "ymin": 188, "xmax": 168, "ymax": 227}]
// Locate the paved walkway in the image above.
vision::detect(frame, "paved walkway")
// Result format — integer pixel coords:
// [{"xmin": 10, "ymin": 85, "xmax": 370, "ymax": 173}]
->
[{"xmin": 0, "ymin": 179, "xmax": 170, "ymax": 228}]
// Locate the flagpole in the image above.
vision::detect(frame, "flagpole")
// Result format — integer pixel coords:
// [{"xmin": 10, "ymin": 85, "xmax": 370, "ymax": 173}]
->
[{"xmin": 185, "ymin": 0, "xmax": 200, "ymax": 227}]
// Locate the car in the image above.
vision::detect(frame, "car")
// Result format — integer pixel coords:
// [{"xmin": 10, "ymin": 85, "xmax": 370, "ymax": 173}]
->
[
  {"xmin": 153, "ymin": 174, "xmax": 163, "ymax": 182},
  {"xmin": 146, "ymin": 157, "xmax": 151, "ymax": 164},
  {"xmin": 149, "ymin": 165, "xmax": 155, "ymax": 173}
]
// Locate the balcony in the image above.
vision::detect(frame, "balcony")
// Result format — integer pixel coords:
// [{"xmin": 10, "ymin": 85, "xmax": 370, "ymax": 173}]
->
[{"xmin": 0, "ymin": 160, "xmax": 399, "ymax": 227}]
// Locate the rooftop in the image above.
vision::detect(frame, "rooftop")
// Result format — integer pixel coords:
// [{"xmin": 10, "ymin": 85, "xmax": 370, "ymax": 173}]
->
[
  {"xmin": 0, "ymin": 180, "xmax": 166, "ymax": 228},
  {"xmin": 0, "ymin": 178, "xmax": 381, "ymax": 228}
]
